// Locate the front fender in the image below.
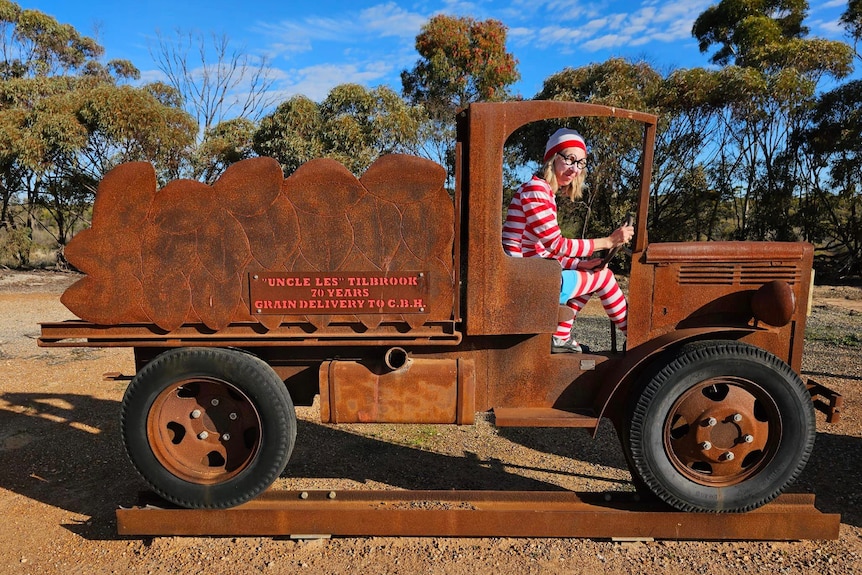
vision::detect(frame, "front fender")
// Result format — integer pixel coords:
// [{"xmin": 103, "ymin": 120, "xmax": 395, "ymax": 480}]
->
[{"xmin": 592, "ymin": 327, "xmax": 756, "ymax": 437}]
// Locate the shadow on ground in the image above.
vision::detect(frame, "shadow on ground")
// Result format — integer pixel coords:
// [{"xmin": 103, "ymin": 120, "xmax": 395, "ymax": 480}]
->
[{"xmin": 1, "ymin": 386, "xmax": 858, "ymax": 542}]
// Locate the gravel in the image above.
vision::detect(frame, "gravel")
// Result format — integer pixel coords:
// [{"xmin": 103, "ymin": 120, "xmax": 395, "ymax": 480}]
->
[{"xmin": 0, "ymin": 271, "xmax": 860, "ymax": 575}]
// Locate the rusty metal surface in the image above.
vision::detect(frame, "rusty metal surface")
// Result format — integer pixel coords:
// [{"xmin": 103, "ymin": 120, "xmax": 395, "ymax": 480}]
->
[
  {"xmin": 116, "ymin": 490, "xmax": 840, "ymax": 540},
  {"xmin": 319, "ymin": 358, "xmax": 475, "ymax": 424},
  {"xmin": 59, "ymin": 154, "xmax": 455, "ymax": 333},
  {"xmin": 249, "ymin": 271, "xmax": 430, "ymax": 315},
  {"xmin": 459, "ymin": 101, "xmax": 658, "ymax": 337},
  {"xmin": 37, "ymin": 100, "xmax": 836, "ymax": 518},
  {"xmin": 37, "ymin": 320, "xmax": 461, "ymax": 347},
  {"xmin": 493, "ymin": 407, "xmax": 598, "ymax": 428},
  {"xmin": 630, "ymin": 241, "xmax": 814, "ymax": 373},
  {"xmin": 661, "ymin": 377, "xmax": 778, "ymax": 487},
  {"xmin": 808, "ymin": 380, "xmax": 844, "ymax": 423},
  {"xmin": 146, "ymin": 376, "xmax": 262, "ymax": 484}
]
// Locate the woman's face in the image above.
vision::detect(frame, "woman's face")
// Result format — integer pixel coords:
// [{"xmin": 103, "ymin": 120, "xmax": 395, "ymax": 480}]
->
[{"xmin": 553, "ymin": 146, "xmax": 587, "ymax": 186}]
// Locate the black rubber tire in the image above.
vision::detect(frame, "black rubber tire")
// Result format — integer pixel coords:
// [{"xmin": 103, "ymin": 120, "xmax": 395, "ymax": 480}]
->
[
  {"xmin": 121, "ymin": 347, "xmax": 296, "ymax": 509},
  {"xmin": 627, "ymin": 340, "xmax": 815, "ymax": 513}
]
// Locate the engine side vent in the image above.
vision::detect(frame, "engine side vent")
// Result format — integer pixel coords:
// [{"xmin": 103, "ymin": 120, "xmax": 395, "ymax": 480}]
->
[{"xmin": 678, "ymin": 264, "xmax": 801, "ymax": 286}]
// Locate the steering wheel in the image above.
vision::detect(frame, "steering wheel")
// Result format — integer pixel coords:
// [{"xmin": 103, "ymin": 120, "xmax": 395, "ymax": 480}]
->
[{"xmin": 599, "ymin": 212, "xmax": 634, "ymax": 268}]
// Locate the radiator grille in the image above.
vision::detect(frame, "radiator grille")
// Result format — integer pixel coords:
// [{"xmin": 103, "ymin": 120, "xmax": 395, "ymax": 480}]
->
[{"xmin": 677, "ymin": 264, "xmax": 801, "ymax": 286}]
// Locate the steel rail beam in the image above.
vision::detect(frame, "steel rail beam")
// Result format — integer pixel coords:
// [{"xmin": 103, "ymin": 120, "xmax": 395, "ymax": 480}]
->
[{"xmin": 117, "ymin": 490, "xmax": 840, "ymax": 540}]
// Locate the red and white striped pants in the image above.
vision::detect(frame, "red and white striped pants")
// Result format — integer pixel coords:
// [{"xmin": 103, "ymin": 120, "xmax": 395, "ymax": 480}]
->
[{"xmin": 556, "ymin": 267, "xmax": 627, "ymax": 340}]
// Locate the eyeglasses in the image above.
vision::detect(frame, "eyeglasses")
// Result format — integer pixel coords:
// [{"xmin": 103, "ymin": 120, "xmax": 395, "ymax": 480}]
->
[{"xmin": 557, "ymin": 152, "xmax": 587, "ymax": 170}]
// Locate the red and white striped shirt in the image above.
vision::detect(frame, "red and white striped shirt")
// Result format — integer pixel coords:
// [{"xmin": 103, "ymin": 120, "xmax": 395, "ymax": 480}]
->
[{"xmin": 502, "ymin": 176, "xmax": 594, "ymax": 269}]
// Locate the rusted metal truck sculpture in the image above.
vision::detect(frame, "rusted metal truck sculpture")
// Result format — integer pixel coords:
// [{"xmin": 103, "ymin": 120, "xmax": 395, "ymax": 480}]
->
[{"xmin": 39, "ymin": 101, "xmax": 839, "ymax": 514}]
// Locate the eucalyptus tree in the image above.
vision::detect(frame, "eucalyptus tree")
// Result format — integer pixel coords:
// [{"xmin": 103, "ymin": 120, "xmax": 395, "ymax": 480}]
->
[
  {"xmin": 791, "ymin": 2, "xmax": 862, "ymax": 277},
  {"xmin": 841, "ymin": 0, "xmax": 861, "ymax": 61},
  {"xmin": 150, "ymin": 29, "xmax": 277, "ymax": 135},
  {"xmin": 530, "ymin": 59, "xmax": 663, "ymax": 241},
  {"xmin": 691, "ymin": 0, "xmax": 854, "ymax": 241},
  {"xmin": 149, "ymin": 29, "xmax": 281, "ymax": 181},
  {"xmin": 194, "ymin": 117, "xmax": 257, "ymax": 184},
  {"xmin": 796, "ymin": 80, "xmax": 862, "ymax": 277},
  {"xmin": 400, "ymin": 15, "xmax": 520, "ymax": 177},
  {"xmin": 254, "ymin": 84, "xmax": 423, "ymax": 177},
  {"xmin": 0, "ymin": 1, "xmax": 196, "ymax": 264}
]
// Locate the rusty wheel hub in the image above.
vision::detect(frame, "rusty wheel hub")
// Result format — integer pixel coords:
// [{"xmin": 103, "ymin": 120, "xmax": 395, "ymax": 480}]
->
[
  {"xmin": 147, "ymin": 377, "xmax": 262, "ymax": 484},
  {"xmin": 663, "ymin": 377, "xmax": 780, "ymax": 486}
]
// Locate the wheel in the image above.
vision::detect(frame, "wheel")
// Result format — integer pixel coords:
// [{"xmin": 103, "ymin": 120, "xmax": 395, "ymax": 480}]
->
[
  {"xmin": 626, "ymin": 340, "xmax": 815, "ymax": 512},
  {"xmin": 121, "ymin": 347, "xmax": 296, "ymax": 508}
]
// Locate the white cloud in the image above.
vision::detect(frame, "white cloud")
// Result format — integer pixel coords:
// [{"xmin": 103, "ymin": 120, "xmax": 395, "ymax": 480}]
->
[
  {"xmin": 245, "ymin": 2, "xmax": 430, "ymax": 100},
  {"xmin": 817, "ymin": 0, "xmax": 847, "ymax": 9},
  {"xmin": 810, "ymin": 18, "xmax": 848, "ymax": 36},
  {"xmin": 357, "ymin": 3, "xmax": 428, "ymax": 38},
  {"xmin": 257, "ymin": 2, "xmax": 426, "ymax": 61},
  {"xmin": 510, "ymin": 0, "xmax": 711, "ymax": 52},
  {"xmin": 272, "ymin": 61, "xmax": 399, "ymax": 102},
  {"xmin": 138, "ymin": 68, "xmax": 167, "ymax": 84},
  {"xmin": 583, "ymin": 34, "xmax": 629, "ymax": 51}
]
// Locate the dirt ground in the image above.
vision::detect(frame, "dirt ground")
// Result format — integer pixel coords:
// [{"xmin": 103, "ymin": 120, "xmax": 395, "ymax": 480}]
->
[{"xmin": 1, "ymin": 270, "xmax": 860, "ymax": 575}]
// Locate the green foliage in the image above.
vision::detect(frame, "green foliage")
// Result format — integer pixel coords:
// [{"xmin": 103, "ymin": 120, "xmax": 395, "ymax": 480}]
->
[
  {"xmin": 682, "ymin": 0, "xmax": 855, "ymax": 254},
  {"xmin": 402, "ymin": 15, "xmax": 519, "ymax": 117},
  {"xmin": 529, "ymin": 59, "xmax": 664, "ymax": 240},
  {"xmin": 0, "ymin": 0, "xmax": 858, "ymax": 283},
  {"xmin": 693, "ymin": 0, "xmax": 809, "ymax": 68},
  {"xmin": 841, "ymin": 0, "xmax": 862, "ymax": 47},
  {"xmin": 401, "ymin": 14, "xmax": 519, "ymax": 175},
  {"xmin": 798, "ymin": 80, "xmax": 862, "ymax": 276},
  {"xmin": 195, "ymin": 117, "xmax": 257, "ymax": 184},
  {"xmin": 254, "ymin": 95, "xmax": 323, "ymax": 175},
  {"xmin": 0, "ymin": 221, "xmax": 31, "ymax": 266},
  {"xmin": 254, "ymin": 84, "xmax": 422, "ymax": 176},
  {"xmin": 0, "ymin": 1, "xmax": 196, "ymax": 264}
]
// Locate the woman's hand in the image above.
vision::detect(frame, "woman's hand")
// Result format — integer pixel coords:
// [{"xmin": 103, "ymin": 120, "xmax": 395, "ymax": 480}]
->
[
  {"xmin": 594, "ymin": 224, "xmax": 635, "ymax": 251},
  {"xmin": 577, "ymin": 258, "xmax": 604, "ymax": 270},
  {"xmin": 610, "ymin": 224, "xmax": 635, "ymax": 247}
]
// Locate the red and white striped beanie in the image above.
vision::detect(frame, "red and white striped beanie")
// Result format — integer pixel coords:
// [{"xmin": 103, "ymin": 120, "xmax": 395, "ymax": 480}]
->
[{"xmin": 543, "ymin": 128, "xmax": 587, "ymax": 162}]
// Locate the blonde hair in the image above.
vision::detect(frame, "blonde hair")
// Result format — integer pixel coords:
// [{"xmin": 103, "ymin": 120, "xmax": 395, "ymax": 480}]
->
[{"xmin": 540, "ymin": 158, "xmax": 586, "ymax": 202}]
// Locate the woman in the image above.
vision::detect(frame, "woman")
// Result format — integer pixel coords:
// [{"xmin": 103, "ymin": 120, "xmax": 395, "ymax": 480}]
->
[{"xmin": 502, "ymin": 128, "xmax": 634, "ymax": 353}]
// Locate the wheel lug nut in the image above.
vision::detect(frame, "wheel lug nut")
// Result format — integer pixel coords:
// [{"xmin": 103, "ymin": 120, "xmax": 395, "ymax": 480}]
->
[
  {"xmin": 211, "ymin": 399, "xmax": 220, "ymax": 407},
  {"xmin": 191, "ymin": 409, "xmax": 201, "ymax": 419},
  {"xmin": 743, "ymin": 434, "xmax": 754, "ymax": 443},
  {"xmin": 229, "ymin": 412, "xmax": 238, "ymax": 420},
  {"xmin": 732, "ymin": 413, "xmax": 743, "ymax": 422},
  {"xmin": 222, "ymin": 433, "xmax": 231, "ymax": 441},
  {"xmin": 700, "ymin": 441, "xmax": 712, "ymax": 451},
  {"xmin": 721, "ymin": 451, "xmax": 735, "ymax": 461},
  {"xmin": 198, "ymin": 431, "xmax": 209, "ymax": 440},
  {"xmin": 703, "ymin": 417, "xmax": 717, "ymax": 427}
]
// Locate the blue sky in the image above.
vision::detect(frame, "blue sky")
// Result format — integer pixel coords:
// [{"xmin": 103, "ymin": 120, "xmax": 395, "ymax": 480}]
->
[{"xmin": 20, "ymin": 0, "xmax": 858, "ymax": 103}]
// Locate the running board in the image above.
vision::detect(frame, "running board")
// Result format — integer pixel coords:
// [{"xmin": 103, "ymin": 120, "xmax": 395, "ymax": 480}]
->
[
  {"xmin": 117, "ymin": 490, "xmax": 840, "ymax": 540},
  {"xmin": 493, "ymin": 407, "xmax": 598, "ymax": 427}
]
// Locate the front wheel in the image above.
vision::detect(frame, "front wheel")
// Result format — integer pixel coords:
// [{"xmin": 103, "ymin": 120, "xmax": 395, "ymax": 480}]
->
[
  {"xmin": 121, "ymin": 347, "xmax": 296, "ymax": 508},
  {"xmin": 627, "ymin": 341, "xmax": 815, "ymax": 512}
]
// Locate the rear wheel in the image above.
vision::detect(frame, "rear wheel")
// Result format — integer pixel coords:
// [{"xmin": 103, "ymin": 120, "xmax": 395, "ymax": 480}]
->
[
  {"xmin": 121, "ymin": 347, "xmax": 296, "ymax": 508},
  {"xmin": 627, "ymin": 341, "xmax": 815, "ymax": 512}
]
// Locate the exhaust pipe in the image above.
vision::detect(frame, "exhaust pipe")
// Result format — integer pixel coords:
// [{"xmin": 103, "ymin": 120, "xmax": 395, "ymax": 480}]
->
[{"xmin": 384, "ymin": 347, "xmax": 410, "ymax": 371}]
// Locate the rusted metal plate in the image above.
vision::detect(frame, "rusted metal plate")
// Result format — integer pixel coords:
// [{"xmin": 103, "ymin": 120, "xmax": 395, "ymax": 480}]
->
[
  {"xmin": 117, "ymin": 490, "xmax": 840, "ymax": 540},
  {"xmin": 493, "ymin": 407, "xmax": 598, "ymax": 428},
  {"xmin": 808, "ymin": 379, "xmax": 844, "ymax": 423},
  {"xmin": 59, "ymin": 154, "xmax": 455, "ymax": 333},
  {"xmin": 249, "ymin": 271, "xmax": 429, "ymax": 315},
  {"xmin": 37, "ymin": 320, "xmax": 461, "ymax": 347},
  {"xmin": 320, "ymin": 358, "xmax": 459, "ymax": 423}
]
